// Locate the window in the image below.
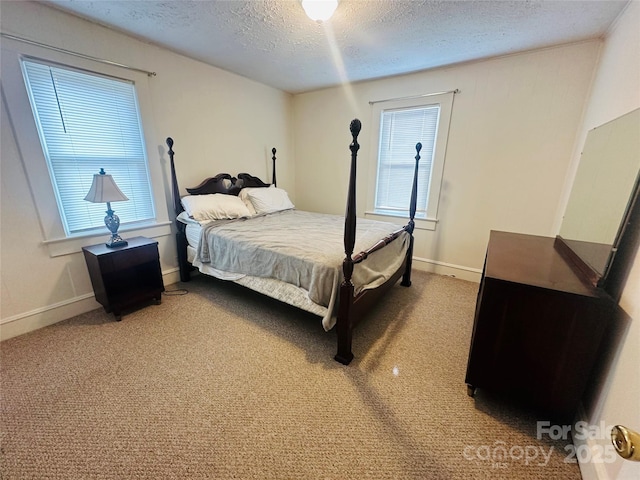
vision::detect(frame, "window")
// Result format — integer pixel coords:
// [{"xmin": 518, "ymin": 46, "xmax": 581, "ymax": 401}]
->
[
  {"xmin": 368, "ymin": 92, "xmax": 454, "ymax": 230},
  {"xmin": 20, "ymin": 59, "xmax": 155, "ymax": 235}
]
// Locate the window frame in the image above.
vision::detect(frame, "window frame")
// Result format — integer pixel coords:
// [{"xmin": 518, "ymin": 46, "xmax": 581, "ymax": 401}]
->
[
  {"xmin": 366, "ymin": 92, "xmax": 454, "ymax": 231},
  {"xmin": 1, "ymin": 39, "xmax": 171, "ymax": 257},
  {"xmin": 20, "ymin": 58, "xmax": 157, "ymax": 236}
]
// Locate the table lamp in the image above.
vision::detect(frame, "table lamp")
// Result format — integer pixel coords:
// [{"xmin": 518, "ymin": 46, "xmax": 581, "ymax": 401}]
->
[{"xmin": 84, "ymin": 168, "xmax": 129, "ymax": 248}]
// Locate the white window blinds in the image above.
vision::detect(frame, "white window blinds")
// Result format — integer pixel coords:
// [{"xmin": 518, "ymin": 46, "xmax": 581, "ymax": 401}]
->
[
  {"xmin": 375, "ymin": 105, "xmax": 440, "ymax": 218},
  {"xmin": 21, "ymin": 59, "xmax": 155, "ymax": 235}
]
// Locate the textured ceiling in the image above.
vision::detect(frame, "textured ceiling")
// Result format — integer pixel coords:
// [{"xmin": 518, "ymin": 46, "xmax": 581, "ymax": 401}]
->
[{"xmin": 42, "ymin": 0, "xmax": 629, "ymax": 93}]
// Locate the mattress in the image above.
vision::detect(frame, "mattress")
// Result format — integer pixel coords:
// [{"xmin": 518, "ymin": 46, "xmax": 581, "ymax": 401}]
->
[
  {"xmin": 186, "ymin": 244, "xmax": 329, "ymax": 320},
  {"xmin": 183, "ymin": 210, "xmax": 409, "ymax": 330}
]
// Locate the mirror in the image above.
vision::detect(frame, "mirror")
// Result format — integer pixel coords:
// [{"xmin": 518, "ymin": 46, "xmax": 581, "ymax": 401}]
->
[{"xmin": 558, "ymin": 108, "xmax": 640, "ymax": 283}]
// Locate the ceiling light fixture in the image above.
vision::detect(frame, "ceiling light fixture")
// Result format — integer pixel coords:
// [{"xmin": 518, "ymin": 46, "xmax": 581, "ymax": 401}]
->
[{"xmin": 301, "ymin": 0, "xmax": 338, "ymax": 23}]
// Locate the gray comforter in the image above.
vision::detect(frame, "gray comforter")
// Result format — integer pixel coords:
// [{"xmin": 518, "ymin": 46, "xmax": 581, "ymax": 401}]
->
[{"xmin": 196, "ymin": 209, "xmax": 409, "ymax": 309}]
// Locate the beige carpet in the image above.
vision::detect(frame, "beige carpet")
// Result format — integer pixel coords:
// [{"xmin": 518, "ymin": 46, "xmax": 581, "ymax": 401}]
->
[{"xmin": 0, "ymin": 271, "xmax": 582, "ymax": 479}]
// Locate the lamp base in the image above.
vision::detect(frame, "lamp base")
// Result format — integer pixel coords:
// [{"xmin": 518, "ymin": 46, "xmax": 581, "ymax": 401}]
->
[
  {"xmin": 104, "ymin": 210, "xmax": 127, "ymax": 248},
  {"xmin": 106, "ymin": 235, "xmax": 128, "ymax": 249}
]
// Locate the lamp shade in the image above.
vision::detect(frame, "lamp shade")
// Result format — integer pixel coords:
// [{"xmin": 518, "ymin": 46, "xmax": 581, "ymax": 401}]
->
[
  {"xmin": 301, "ymin": 0, "xmax": 338, "ymax": 22},
  {"xmin": 84, "ymin": 168, "xmax": 129, "ymax": 203}
]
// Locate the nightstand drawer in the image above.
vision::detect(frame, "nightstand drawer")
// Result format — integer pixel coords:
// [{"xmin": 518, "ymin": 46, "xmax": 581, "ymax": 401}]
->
[{"xmin": 99, "ymin": 243, "xmax": 158, "ymax": 274}]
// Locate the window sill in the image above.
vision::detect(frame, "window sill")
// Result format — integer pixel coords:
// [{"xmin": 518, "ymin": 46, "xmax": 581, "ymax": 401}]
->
[
  {"xmin": 43, "ymin": 221, "xmax": 172, "ymax": 257},
  {"xmin": 364, "ymin": 211, "xmax": 438, "ymax": 231}
]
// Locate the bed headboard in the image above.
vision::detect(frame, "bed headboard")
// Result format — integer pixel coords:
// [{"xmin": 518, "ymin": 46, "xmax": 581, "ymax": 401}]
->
[
  {"xmin": 184, "ymin": 173, "xmax": 270, "ymax": 196},
  {"xmin": 166, "ymin": 137, "xmax": 273, "ymax": 216}
]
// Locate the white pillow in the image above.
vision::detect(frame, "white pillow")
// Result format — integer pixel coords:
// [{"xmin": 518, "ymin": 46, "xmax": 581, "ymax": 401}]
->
[
  {"xmin": 176, "ymin": 210, "xmax": 203, "ymax": 225},
  {"xmin": 180, "ymin": 194, "xmax": 252, "ymax": 221},
  {"xmin": 244, "ymin": 186, "xmax": 295, "ymax": 214},
  {"xmin": 237, "ymin": 188, "xmax": 258, "ymax": 216}
]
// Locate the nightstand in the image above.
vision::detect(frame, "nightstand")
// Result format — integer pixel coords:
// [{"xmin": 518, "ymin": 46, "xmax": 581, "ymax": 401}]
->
[{"xmin": 82, "ymin": 236, "xmax": 165, "ymax": 320}]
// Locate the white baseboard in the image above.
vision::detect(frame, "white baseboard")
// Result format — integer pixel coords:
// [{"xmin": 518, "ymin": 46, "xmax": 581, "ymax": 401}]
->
[
  {"xmin": 0, "ymin": 269, "xmax": 181, "ymax": 341},
  {"xmin": 0, "ymin": 293, "xmax": 100, "ymax": 341},
  {"xmin": 412, "ymin": 256, "xmax": 482, "ymax": 283},
  {"xmin": 160, "ymin": 268, "xmax": 182, "ymax": 289},
  {"xmin": 0, "ymin": 260, "xmax": 475, "ymax": 341}
]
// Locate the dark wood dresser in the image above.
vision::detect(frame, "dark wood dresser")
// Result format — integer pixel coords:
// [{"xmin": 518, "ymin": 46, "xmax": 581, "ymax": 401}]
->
[
  {"xmin": 465, "ymin": 230, "xmax": 615, "ymax": 423},
  {"xmin": 83, "ymin": 236, "xmax": 165, "ymax": 321}
]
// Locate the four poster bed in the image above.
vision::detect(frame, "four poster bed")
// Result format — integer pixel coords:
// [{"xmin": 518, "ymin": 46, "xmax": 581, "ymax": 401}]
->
[{"xmin": 167, "ymin": 119, "xmax": 421, "ymax": 364}]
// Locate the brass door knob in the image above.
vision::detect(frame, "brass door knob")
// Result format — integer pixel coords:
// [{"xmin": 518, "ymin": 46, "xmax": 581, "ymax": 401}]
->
[{"xmin": 611, "ymin": 425, "xmax": 640, "ymax": 461}]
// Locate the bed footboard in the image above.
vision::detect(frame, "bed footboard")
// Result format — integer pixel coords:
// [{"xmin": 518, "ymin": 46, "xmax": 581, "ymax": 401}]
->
[{"xmin": 335, "ymin": 120, "xmax": 421, "ymax": 365}]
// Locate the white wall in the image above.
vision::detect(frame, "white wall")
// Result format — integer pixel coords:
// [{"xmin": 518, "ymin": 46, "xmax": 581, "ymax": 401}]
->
[
  {"xmin": 0, "ymin": 1, "xmax": 293, "ymax": 339},
  {"xmin": 292, "ymin": 41, "xmax": 600, "ymax": 279},
  {"xmin": 570, "ymin": 2, "xmax": 640, "ymax": 479}
]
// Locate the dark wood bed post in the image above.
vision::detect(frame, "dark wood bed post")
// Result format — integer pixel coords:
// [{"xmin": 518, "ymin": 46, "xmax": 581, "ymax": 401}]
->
[
  {"xmin": 401, "ymin": 142, "xmax": 421, "ymax": 287},
  {"xmin": 335, "ymin": 119, "xmax": 361, "ymax": 365},
  {"xmin": 271, "ymin": 147, "xmax": 277, "ymax": 187},
  {"xmin": 334, "ymin": 132, "xmax": 421, "ymax": 364},
  {"xmin": 166, "ymin": 137, "xmax": 192, "ymax": 282},
  {"xmin": 167, "ymin": 138, "xmax": 180, "ymax": 215}
]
